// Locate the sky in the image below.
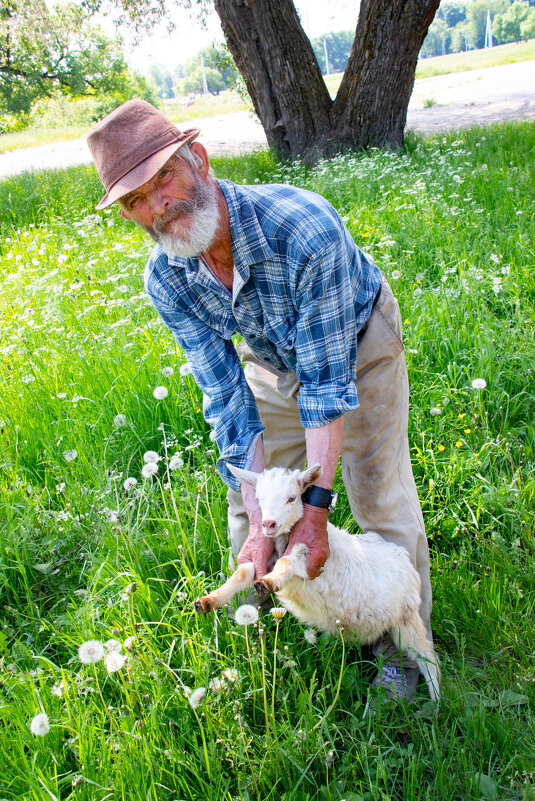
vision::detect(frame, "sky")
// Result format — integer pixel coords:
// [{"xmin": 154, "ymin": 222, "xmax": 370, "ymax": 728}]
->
[{"xmin": 124, "ymin": 0, "xmax": 361, "ymax": 73}]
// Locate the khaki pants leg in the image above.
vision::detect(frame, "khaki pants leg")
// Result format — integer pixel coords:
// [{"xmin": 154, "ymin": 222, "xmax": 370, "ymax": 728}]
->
[{"xmin": 226, "ymin": 281, "xmax": 432, "ymax": 667}]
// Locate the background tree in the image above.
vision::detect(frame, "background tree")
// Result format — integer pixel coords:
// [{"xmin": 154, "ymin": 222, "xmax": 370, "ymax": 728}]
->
[
  {"xmin": 493, "ymin": 1, "xmax": 535, "ymax": 42},
  {"xmin": 310, "ymin": 30, "xmax": 354, "ymax": 75},
  {"xmin": 83, "ymin": 0, "xmax": 440, "ymax": 160},
  {"xmin": 148, "ymin": 63, "xmax": 175, "ymax": 98},
  {"xmin": 0, "ymin": 0, "xmax": 155, "ymax": 128}
]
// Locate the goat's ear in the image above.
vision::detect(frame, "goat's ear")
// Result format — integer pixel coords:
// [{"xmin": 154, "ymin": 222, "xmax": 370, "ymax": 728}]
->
[
  {"xmin": 228, "ymin": 463, "xmax": 260, "ymax": 487},
  {"xmin": 298, "ymin": 463, "xmax": 323, "ymax": 491}
]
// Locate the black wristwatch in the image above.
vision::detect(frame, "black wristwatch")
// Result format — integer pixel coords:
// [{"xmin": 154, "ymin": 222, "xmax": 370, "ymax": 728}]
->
[{"xmin": 302, "ymin": 485, "xmax": 338, "ymax": 513}]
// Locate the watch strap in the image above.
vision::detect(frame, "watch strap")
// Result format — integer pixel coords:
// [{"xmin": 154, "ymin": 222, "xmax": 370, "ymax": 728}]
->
[{"xmin": 302, "ymin": 484, "xmax": 336, "ymax": 511}]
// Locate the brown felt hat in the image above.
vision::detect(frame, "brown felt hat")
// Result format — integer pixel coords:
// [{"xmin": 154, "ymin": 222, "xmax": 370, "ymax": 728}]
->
[{"xmin": 87, "ymin": 99, "xmax": 200, "ymax": 210}]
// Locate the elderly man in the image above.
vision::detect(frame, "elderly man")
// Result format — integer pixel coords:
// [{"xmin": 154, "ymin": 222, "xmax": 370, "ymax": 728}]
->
[{"xmin": 88, "ymin": 99, "xmax": 433, "ymax": 704}]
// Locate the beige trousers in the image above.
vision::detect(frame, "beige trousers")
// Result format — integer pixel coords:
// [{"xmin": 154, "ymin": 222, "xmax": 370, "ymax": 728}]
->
[{"xmin": 227, "ymin": 279, "xmax": 432, "ymax": 666}]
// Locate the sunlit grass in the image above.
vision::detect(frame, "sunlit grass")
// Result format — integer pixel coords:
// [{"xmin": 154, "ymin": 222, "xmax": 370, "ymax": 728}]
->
[{"xmin": 0, "ymin": 121, "xmax": 534, "ymax": 800}]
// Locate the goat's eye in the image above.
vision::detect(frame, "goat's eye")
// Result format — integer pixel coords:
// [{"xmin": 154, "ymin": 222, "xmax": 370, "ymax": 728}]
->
[{"xmin": 286, "ymin": 495, "xmax": 296, "ymax": 504}]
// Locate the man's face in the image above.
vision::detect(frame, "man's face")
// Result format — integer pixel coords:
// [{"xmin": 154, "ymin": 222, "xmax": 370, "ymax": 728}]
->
[{"xmin": 120, "ymin": 150, "xmax": 219, "ymax": 258}]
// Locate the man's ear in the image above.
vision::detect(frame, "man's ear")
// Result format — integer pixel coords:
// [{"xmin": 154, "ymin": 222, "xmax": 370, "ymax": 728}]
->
[{"xmin": 190, "ymin": 142, "xmax": 210, "ymax": 178}]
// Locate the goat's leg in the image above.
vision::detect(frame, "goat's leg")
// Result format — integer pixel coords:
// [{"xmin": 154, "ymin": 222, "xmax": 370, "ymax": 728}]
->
[
  {"xmin": 255, "ymin": 543, "xmax": 308, "ymax": 595},
  {"xmin": 195, "ymin": 562, "xmax": 255, "ymax": 614}
]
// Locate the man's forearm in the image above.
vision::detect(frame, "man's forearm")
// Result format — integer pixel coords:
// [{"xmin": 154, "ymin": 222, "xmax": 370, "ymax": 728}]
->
[{"xmin": 305, "ymin": 416, "xmax": 344, "ymax": 490}]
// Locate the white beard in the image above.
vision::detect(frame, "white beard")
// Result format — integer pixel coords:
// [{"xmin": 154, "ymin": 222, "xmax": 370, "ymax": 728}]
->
[{"xmin": 144, "ymin": 176, "xmax": 220, "ymax": 259}]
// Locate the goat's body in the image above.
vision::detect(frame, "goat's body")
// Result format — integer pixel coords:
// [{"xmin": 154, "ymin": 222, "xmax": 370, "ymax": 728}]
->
[{"xmin": 195, "ymin": 465, "xmax": 440, "ymax": 701}]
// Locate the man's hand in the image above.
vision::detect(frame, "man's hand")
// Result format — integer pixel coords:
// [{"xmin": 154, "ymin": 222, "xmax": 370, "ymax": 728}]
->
[
  {"xmin": 237, "ymin": 524, "xmax": 274, "ymax": 581},
  {"xmin": 283, "ymin": 503, "xmax": 330, "ymax": 579}
]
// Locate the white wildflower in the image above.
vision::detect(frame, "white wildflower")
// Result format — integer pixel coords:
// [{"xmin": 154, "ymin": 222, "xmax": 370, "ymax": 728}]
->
[
  {"xmin": 490, "ymin": 253, "xmax": 500, "ymax": 264},
  {"xmin": 430, "ymin": 407, "xmax": 441, "ymax": 416},
  {"xmin": 30, "ymin": 713, "xmax": 50, "ymax": 736},
  {"xmin": 188, "ymin": 687, "xmax": 206, "ymax": 709},
  {"xmin": 51, "ymin": 680, "xmax": 65, "ymax": 698},
  {"xmin": 142, "ymin": 462, "xmax": 158, "ymax": 478},
  {"xmin": 123, "ymin": 477, "xmax": 137, "ymax": 491},
  {"xmin": 57, "ymin": 254, "xmax": 68, "ymax": 264},
  {"xmin": 153, "ymin": 386, "xmax": 168, "ymax": 400},
  {"xmin": 105, "ymin": 651, "xmax": 127, "ymax": 674},
  {"xmin": 471, "ymin": 378, "xmax": 487, "ymax": 390},
  {"xmin": 168, "ymin": 454, "xmax": 184, "ymax": 471},
  {"xmin": 179, "ymin": 362, "xmax": 193, "ymax": 377},
  {"xmin": 114, "ymin": 414, "xmax": 127, "ymax": 428},
  {"xmin": 234, "ymin": 604, "xmax": 259, "ymax": 626},
  {"xmin": 304, "ymin": 628, "xmax": 317, "ymax": 645},
  {"xmin": 63, "ymin": 449, "xmax": 78, "ymax": 462},
  {"xmin": 270, "ymin": 607, "xmax": 287, "ymax": 620},
  {"xmin": 123, "ymin": 636, "xmax": 136, "ymax": 651},
  {"xmin": 103, "ymin": 508, "xmax": 118, "ymax": 524},
  {"xmin": 161, "ymin": 366, "xmax": 174, "ymax": 378},
  {"xmin": 143, "ymin": 450, "xmax": 160, "ymax": 464},
  {"xmin": 78, "ymin": 640, "xmax": 104, "ymax": 664}
]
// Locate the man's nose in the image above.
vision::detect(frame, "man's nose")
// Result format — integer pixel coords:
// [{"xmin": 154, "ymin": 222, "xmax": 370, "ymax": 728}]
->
[{"xmin": 147, "ymin": 187, "xmax": 171, "ymax": 217}]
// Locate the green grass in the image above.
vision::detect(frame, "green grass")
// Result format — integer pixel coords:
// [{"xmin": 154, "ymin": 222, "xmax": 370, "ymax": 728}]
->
[{"xmin": 0, "ymin": 121, "xmax": 534, "ymax": 800}]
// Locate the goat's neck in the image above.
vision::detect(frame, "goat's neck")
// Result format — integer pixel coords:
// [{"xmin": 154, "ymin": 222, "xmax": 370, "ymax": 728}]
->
[{"xmin": 273, "ymin": 532, "xmax": 290, "ymax": 559}]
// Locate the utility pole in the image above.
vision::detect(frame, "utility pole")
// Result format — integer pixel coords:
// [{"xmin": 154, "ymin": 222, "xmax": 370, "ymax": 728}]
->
[
  {"xmin": 200, "ymin": 54, "xmax": 209, "ymax": 96},
  {"xmin": 323, "ymin": 37, "xmax": 330, "ymax": 76},
  {"xmin": 484, "ymin": 10, "xmax": 493, "ymax": 49}
]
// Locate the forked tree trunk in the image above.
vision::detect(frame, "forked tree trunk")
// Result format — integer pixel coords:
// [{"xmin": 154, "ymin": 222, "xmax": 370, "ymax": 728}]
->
[{"xmin": 214, "ymin": 0, "xmax": 439, "ymax": 161}]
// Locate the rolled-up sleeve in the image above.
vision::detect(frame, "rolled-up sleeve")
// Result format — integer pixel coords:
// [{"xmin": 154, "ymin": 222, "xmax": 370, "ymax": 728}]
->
[
  {"xmin": 146, "ymin": 290, "xmax": 264, "ymax": 491},
  {"xmin": 293, "ymin": 239, "xmax": 360, "ymax": 427}
]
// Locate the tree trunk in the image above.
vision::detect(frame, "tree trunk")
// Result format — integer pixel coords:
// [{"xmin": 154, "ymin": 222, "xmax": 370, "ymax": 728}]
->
[{"xmin": 214, "ymin": 0, "xmax": 439, "ymax": 161}]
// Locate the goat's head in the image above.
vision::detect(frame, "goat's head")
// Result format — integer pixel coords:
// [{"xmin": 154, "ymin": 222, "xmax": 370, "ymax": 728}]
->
[{"xmin": 228, "ymin": 463, "xmax": 323, "ymax": 538}]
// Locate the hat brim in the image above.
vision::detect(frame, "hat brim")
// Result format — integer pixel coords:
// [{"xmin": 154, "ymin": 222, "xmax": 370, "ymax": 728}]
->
[{"xmin": 95, "ymin": 128, "xmax": 200, "ymax": 210}]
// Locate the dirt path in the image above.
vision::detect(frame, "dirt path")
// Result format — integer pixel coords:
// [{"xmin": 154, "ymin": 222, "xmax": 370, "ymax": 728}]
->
[{"xmin": 1, "ymin": 60, "xmax": 534, "ymax": 179}]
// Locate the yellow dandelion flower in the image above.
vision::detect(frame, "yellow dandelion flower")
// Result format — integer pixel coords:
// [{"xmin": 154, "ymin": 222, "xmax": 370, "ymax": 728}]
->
[
  {"xmin": 455, "ymin": 440, "xmax": 462, "ymax": 448},
  {"xmin": 464, "ymin": 428, "xmax": 471, "ymax": 434},
  {"xmin": 438, "ymin": 444, "xmax": 445, "ymax": 452},
  {"xmin": 458, "ymin": 413, "xmax": 465, "ymax": 419}
]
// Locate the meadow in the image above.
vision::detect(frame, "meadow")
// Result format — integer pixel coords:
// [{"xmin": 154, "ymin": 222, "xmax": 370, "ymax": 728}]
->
[{"xmin": 0, "ymin": 120, "xmax": 534, "ymax": 800}]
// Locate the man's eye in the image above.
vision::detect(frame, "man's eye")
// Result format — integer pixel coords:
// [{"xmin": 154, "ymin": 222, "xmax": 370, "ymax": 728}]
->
[{"xmin": 129, "ymin": 197, "xmax": 139, "ymax": 209}]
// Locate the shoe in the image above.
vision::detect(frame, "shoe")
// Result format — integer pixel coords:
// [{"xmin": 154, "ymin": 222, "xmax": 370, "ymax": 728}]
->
[{"xmin": 367, "ymin": 663, "xmax": 420, "ymax": 714}]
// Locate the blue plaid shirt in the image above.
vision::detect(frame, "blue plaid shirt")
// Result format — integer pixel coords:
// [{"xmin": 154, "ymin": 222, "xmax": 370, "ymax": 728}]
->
[{"xmin": 145, "ymin": 180, "xmax": 382, "ymax": 490}]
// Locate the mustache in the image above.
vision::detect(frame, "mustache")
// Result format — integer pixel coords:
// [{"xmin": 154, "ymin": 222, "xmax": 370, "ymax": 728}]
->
[{"xmin": 152, "ymin": 199, "xmax": 197, "ymax": 234}]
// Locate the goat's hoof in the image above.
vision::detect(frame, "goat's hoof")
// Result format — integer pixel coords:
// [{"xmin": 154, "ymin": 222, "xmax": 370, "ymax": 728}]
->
[
  {"xmin": 194, "ymin": 597, "xmax": 213, "ymax": 614},
  {"xmin": 254, "ymin": 579, "xmax": 273, "ymax": 595}
]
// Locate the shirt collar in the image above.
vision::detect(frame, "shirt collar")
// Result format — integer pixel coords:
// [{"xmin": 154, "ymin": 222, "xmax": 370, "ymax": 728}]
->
[{"xmin": 165, "ymin": 179, "xmax": 274, "ymax": 285}]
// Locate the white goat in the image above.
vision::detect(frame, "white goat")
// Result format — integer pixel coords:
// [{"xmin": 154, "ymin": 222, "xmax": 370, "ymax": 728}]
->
[{"xmin": 195, "ymin": 464, "xmax": 439, "ymax": 701}]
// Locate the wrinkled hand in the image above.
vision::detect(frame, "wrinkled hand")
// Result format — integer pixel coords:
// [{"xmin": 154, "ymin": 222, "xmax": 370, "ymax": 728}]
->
[
  {"xmin": 283, "ymin": 504, "xmax": 330, "ymax": 579},
  {"xmin": 237, "ymin": 525, "xmax": 274, "ymax": 581}
]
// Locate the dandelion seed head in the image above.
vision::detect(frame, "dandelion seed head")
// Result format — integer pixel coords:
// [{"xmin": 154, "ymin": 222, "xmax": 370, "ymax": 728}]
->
[
  {"xmin": 168, "ymin": 454, "xmax": 184, "ymax": 471},
  {"xmin": 30, "ymin": 713, "xmax": 50, "ymax": 736},
  {"xmin": 63, "ymin": 449, "xmax": 78, "ymax": 462},
  {"xmin": 471, "ymin": 378, "xmax": 487, "ymax": 390},
  {"xmin": 105, "ymin": 651, "xmax": 127, "ymax": 674},
  {"xmin": 188, "ymin": 687, "xmax": 206, "ymax": 709},
  {"xmin": 104, "ymin": 639, "xmax": 122, "ymax": 653},
  {"xmin": 123, "ymin": 636, "xmax": 136, "ymax": 650},
  {"xmin": 153, "ymin": 386, "xmax": 168, "ymax": 400},
  {"xmin": 114, "ymin": 414, "xmax": 127, "ymax": 428},
  {"xmin": 51, "ymin": 680, "xmax": 64, "ymax": 698},
  {"xmin": 123, "ymin": 477, "xmax": 137, "ymax": 491},
  {"xmin": 304, "ymin": 628, "xmax": 317, "ymax": 645},
  {"xmin": 430, "ymin": 407, "xmax": 441, "ymax": 416},
  {"xmin": 391, "ymin": 270, "xmax": 401, "ymax": 280},
  {"xmin": 270, "ymin": 607, "xmax": 287, "ymax": 620},
  {"xmin": 208, "ymin": 677, "xmax": 224, "ymax": 694},
  {"xmin": 179, "ymin": 362, "xmax": 193, "ymax": 377},
  {"xmin": 142, "ymin": 462, "xmax": 158, "ymax": 478},
  {"xmin": 78, "ymin": 639, "xmax": 104, "ymax": 664},
  {"xmin": 221, "ymin": 668, "xmax": 240, "ymax": 683},
  {"xmin": 143, "ymin": 450, "xmax": 160, "ymax": 464},
  {"xmin": 209, "ymin": 429, "xmax": 217, "ymax": 442},
  {"xmin": 234, "ymin": 604, "xmax": 259, "ymax": 626},
  {"xmin": 161, "ymin": 366, "xmax": 174, "ymax": 378}
]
